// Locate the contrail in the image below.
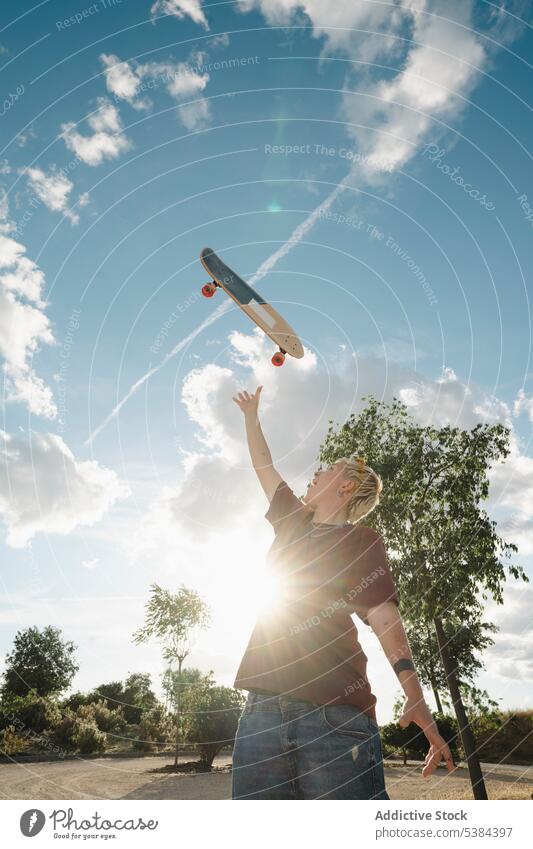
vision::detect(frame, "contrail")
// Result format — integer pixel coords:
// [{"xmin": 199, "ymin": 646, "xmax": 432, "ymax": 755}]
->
[{"xmin": 85, "ymin": 182, "xmax": 346, "ymax": 446}]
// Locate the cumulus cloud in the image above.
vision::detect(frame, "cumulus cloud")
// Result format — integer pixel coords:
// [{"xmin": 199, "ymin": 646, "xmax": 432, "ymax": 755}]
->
[
  {"xmin": 513, "ymin": 388, "xmax": 533, "ymax": 425},
  {"xmin": 345, "ymin": 4, "xmax": 486, "ymax": 176},
  {"xmin": 237, "ymin": 1, "xmax": 501, "ymax": 179},
  {"xmin": 0, "ymin": 430, "xmax": 130, "ymax": 548},
  {"xmin": 132, "ymin": 328, "xmax": 533, "ymax": 558},
  {"xmin": 22, "ymin": 166, "xmax": 80, "ymax": 224},
  {"xmin": 151, "ymin": 0, "xmax": 209, "ymax": 30},
  {"xmin": 178, "ymin": 97, "xmax": 211, "ymax": 130},
  {"xmin": 100, "ymin": 53, "xmax": 211, "ymax": 128},
  {"xmin": 100, "ymin": 53, "xmax": 150, "ymax": 110},
  {"xmin": 61, "ymin": 98, "xmax": 131, "ymax": 166},
  {"xmin": 0, "ymin": 221, "xmax": 57, "ymax": 418},
  {"xmin": 238, "ymin": 0, "xmax": 408, "ymax": 61}
]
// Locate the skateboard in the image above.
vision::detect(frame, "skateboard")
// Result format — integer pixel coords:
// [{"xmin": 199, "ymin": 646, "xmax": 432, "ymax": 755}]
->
[{"xmin": 200, "ymin": 248, "xmax": 304, "ymax": 366}]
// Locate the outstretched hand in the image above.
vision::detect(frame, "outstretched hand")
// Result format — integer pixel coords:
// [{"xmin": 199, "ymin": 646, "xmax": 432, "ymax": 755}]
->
[
  {"xmin": 399, "ymin": 698, "xmax": 456, "ymax": 779},
  {"xmin": 232, "ymin": 386, "xmax": 263, "ymax": 416}
]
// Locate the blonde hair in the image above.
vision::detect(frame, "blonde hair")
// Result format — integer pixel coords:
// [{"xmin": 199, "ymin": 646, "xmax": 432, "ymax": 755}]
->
[{"xmin": 338, "ymin": 456, "xmax": 383, "ymax": 524}]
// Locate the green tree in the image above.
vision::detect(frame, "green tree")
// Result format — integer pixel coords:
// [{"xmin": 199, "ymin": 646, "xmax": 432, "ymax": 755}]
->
[
  {"xmin": 162, "ymin": 667, "xmax": 204, "ymax": 712},
  {"xmin": 133, "ymin": 583, "xmax": 210, "ymax": 766},
  {"xmin": 181, "ymin": 674, "xmax": 245, "ymax": 769},
  {"xmin": 319, "ymin": 395, "xmax": 527, "ymax": 800},
  {"xmin": 405, "ymin": 617, "xmax": 499, "ymax": 714},
  {"xmin": 91, "ymin": 673, "xmax": 157, "ymax": 724},
  {"xmin": 2, "ymin": 626, "xmax": 78, "ymax": 699}
]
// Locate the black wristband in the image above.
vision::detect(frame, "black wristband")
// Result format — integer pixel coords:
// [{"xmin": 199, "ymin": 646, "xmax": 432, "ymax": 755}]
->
[{"xmin": 393, "ymin": 658, "xmax": 415, "ymax": 676}]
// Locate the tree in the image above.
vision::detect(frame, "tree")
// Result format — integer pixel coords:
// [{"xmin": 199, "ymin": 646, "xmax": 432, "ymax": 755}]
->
[
  {"xmin": 319, "ymin": 396, "xmax": 527, "ymax": 800},
  {"xmin": 133, "ymin": 583, "xmax": 210, "ymax": 766},
  {"xmin": 162, "ymin": 667, "xmax": 204, "ymax": 713},
  {"xmin": 181, "ymin": 674, "xmax": 245, "ymax": 769},
  {"xmin": 2, "ymin": 626, "xmax": 78, "ymax": 699},
  {"xmin": 405, "ymin": 617, "xmax": 499, "ymax": 714},
  {"xmin": 91, "ymin": 673, "xmax": 157, "ymax": 724}
]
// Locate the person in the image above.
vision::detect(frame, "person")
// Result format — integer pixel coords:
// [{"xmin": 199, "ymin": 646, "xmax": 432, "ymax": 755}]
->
[{"xmin": 230, "ymin": 385, "xmax": 455, "ymax": 800}]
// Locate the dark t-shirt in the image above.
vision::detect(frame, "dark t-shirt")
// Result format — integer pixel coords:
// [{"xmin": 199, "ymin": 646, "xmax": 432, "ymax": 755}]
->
[{"xmin": 233, "ymin": 480, "xmax": 400, "ymax": 720}]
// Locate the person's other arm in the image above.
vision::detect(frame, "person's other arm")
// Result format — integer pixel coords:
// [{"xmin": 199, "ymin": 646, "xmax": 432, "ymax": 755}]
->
[
  {"xmin": 366, "ymin": 600, "xmax": 456, "ymax": 779},
  {"xmin": 232, "ymin": 386, "xmax": 282, "ymax": 502}
]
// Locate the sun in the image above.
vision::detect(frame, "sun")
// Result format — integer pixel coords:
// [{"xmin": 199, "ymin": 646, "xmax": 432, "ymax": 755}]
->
[{"xmin": 255, "ymin": 568, "xmax": 283, "ymax": 616}]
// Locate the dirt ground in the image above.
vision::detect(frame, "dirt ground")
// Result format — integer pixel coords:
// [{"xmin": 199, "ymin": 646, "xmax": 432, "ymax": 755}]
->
[{"xmin": 0, "ymin": 756, "xmax": 532, "ymax": 800}]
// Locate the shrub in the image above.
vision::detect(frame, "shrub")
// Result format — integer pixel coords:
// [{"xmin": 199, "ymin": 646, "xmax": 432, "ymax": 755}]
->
[
  {"xmin": 471, "ymin": 709, "xmax": 533, "ymax": 765},
  {"xmin": 73, "ymin": 722, "xmax": 106, "ymax": 755},
  {"xmin": 381, "ymin": 713, "xmax": 460, "ymax": 764},
  {"xmin": 133, "ymin": 705, "xmax": 173, "ymax": 753},
  {"xmin": 0, "ymin": 694, "xmax": 61, "ymax": 735},
  {"xmin": 182, "ymin": 684, "xmax": 245, "ymax": 769},
  {"xmin": 76, "ymin": 700, "xmax": 125, "ymax": 733},
  {"xmin": 0, "ymin": 725, "xmax": 31, "ymax": 755},
  {"xmin": 49, "ymin": 709, "xmax": 79, "ymax": 750}
]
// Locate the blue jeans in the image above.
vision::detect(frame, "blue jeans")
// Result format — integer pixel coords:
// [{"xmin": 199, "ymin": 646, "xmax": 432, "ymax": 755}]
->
[{"xmin": 231, "ymin": 691, "xmax": 390, "ymax": 800}]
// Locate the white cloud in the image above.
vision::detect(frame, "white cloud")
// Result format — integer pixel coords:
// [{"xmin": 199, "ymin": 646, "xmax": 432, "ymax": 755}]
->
[
  {"xmin": 513, "ymin": 388, "xmax": 533, "ymax": 424},
  {"xmin": 134, "ymin": 328, "xmax": 533, "ymax": 549},
  {"xmin": 178, "ymin": 97, "xmax": 211, "ymax": 130},
  {"xmin": 237, "ymin": 0, "xmax": 412, "ymax": 60},
  {"xmin": 22, "ymin": 166, "xmax": 79, "ymax": 224},
  {"xmin": 239, "ymin": 1, "xmax": 491, "ymax": 177},
  {"xmin": 347, "ymin": 5, "xmax": 486, "ymax": 175},
  {"xmin": 82, "ymin": 558, "xmax": 100, "ymax": 570},
  {"xmin": 100, "ymin": 53, "xmax": 211, "ymax": 128},
  {"xmin": 0, "ymin": 229, "xmax": 57, "ymax": 418},
  {"xmin": 0, "ymin": 187, "xmax": 9, "ymax": 222},
  {"xmin": 100, "ymin": 53, "xmax": 149, "ymax": 109},
  {"xmin": 61, "ymin": 98, "xmax": 131, "ymax": 166},
  {"xmin": 151, "ymin": 0, "xmax": 209, "ymax": 30},
  {"xmin": 0, "ymin": 430, "xmax": 131, "ymax": 548}
]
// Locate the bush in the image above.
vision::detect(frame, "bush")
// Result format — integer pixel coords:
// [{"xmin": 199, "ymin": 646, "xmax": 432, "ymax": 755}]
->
[
  {"xmin": 133, "ymin": 705, "xmax": 173, "ymax": 753},
  {"xmin": 49, "ymin": 709, "xmax": 79, "ymax": 750},
  {"xmin": 61, "ymin": 692, "xmax": 92, "ymax": 712},
  {"xmin": 182, "ymin": 683, "xmax": 245, "ymax": 769},
  {"xmin": 0, "ymin": 725, "xmax": 31, "ymax": 755},
  {"xmin": 0, "ymin": 694, "xmax": 61, "ymax": 735},
  {"xmin": 73, "ymin": 722, "xmax": 106, "ymax": 755},
  {"xmin": 471, "ymin": 709, "xmax": 533, "ymax": 765},
  {"xmin": 76, "ymin": 700, "xmax": 125, "ymax": 733},
  {"xmin": 381, "ymin": 713, "xmax": 460, "ymax": 764}
]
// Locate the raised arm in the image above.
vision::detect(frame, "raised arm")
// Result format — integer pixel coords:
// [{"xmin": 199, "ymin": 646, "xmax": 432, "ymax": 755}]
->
[
  {"xmin": 232, "ymin": 386, "xmax": 282, "ymax": 502},
  {"xmin": 366, "ymin": 600, "xmax": 456, "ymax": 779}
]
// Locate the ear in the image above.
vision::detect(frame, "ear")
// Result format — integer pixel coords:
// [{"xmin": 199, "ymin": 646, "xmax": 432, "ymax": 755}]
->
[{"xmin": 341, "ymin": 479, "xmax": 357, "ymax": 495}]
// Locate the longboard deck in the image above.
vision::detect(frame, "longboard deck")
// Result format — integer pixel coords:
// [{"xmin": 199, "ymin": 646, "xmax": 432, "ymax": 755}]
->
[{"xmin": 200, "ymin": 248, "xmax": 304, "ymax": 359}]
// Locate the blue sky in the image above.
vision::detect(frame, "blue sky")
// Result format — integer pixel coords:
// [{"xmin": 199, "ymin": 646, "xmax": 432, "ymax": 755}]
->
[{"xmin": 0, "ymin": 0, "xmax": 532, "ymax": 722}]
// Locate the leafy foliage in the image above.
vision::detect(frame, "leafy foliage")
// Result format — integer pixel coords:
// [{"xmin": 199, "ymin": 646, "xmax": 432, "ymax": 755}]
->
[
  {"xmin": 181, "ymin": 675, "xmax": 245, "ymax": 768},
  {"xmin": 133, "ymin": 705, "xmax": 173, "ymax": 753},
  {"xmin": 2, "ymin": 626, "xmax": 78, "ymax": 698}
]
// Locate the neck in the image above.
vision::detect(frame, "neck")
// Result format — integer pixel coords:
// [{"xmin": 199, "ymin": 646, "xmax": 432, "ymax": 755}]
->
[{"xmin": 310, "ymin": 502, "xmax": 348, "ymax": 526}]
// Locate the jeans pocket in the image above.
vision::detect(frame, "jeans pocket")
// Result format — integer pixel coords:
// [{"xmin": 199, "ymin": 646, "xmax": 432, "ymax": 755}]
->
[{"xmin": 320, "ymin": 704, "xmax": 373, "ymax": 739}]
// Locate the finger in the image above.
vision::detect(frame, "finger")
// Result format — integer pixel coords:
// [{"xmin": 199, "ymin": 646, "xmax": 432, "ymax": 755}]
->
[
  {"xmin": 443, "ymin": 748, "xmax": 455, "ymax": 772},
  {"xmin": 256, "ymin": 385, "xmax": 263, "ymax": 395},
  {"xmin": 243, "ymin": 391, "xmax": 251, "ymax": 399},
  {"xmin": 422, "ymin": 748, "xmax": 440, "ymax": 779}
]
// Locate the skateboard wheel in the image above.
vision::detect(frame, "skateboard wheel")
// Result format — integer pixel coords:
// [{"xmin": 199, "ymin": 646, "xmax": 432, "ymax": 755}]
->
[
  {"xmin": 201, "ymin": 282, "xmax": 216, "ymax": 298},
  {"xmin": 272, "ymin": 352, "xmax": 285, "ymax": 367}
]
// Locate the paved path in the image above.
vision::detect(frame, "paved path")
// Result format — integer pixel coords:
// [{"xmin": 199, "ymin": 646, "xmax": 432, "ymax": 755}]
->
[{"xmin": 0, "ymin": 756, "xmax": 531, "ymax": 800}]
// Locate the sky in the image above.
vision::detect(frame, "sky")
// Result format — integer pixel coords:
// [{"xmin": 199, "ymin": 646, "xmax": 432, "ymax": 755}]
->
[{"xmin": 0, "ymin": 0, "xmax": 532, "ymax": 723}]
